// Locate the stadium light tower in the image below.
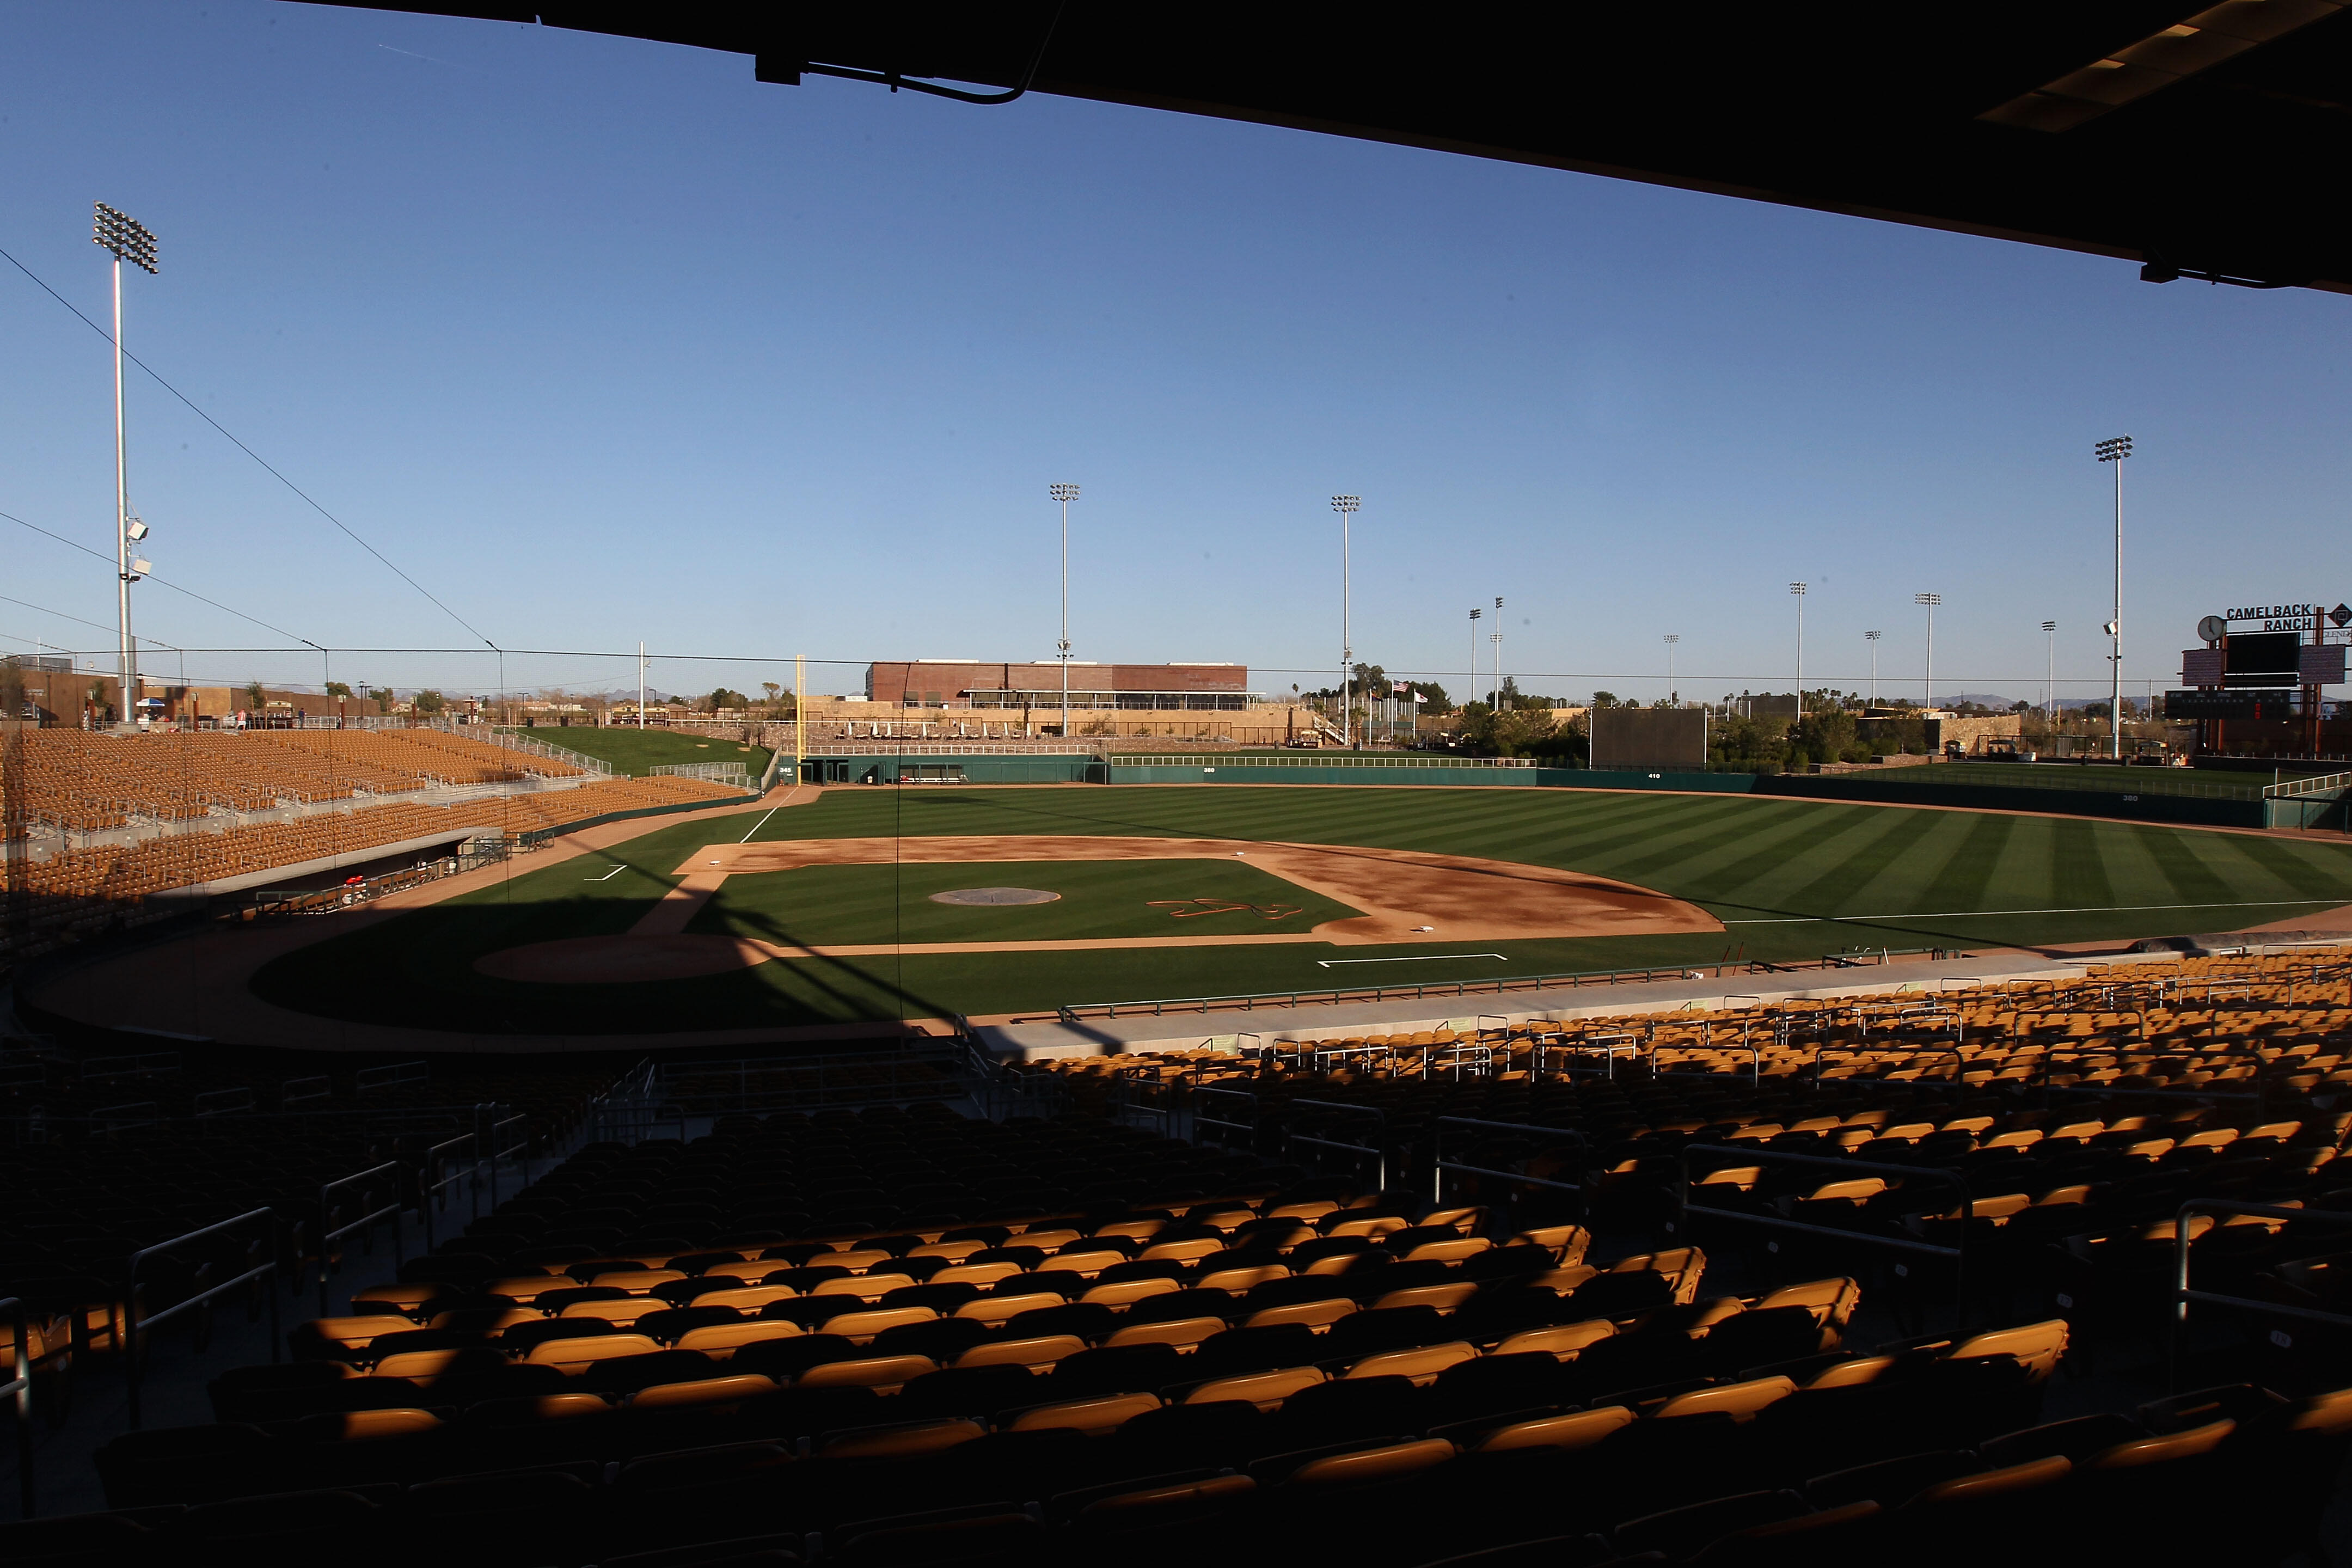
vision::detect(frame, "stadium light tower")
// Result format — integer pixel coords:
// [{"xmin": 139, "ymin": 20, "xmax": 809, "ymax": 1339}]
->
[
  {"xmin": 1493, "ymin": 596, "xmax": 1505, "ymax": 710},
  {"xmin": 1664, "ymin": 634, "xmax": 1679, "ymax": 704},
  {"xmin": 1865, "ymin": 630, "xmax": 1881, "ymax": 706},
  {"xmin": 94, "ymin": 202, "xmax": 157, "ymax": 730},
  {"xmin": 1788, "ymin": 584, "xmax": 1807, "ymax": 712},
  {"xmin": 2042, "ymin": 621, "xmax": 2058, "ymax": 729},
  {"xmin": 1332, "ymin": 495, "xmax": 1359, "ymax": 746},
  {"xmin": 1051, "ymin": 483, "xmax": 1080, "ymax": 739},
  {"xmin": 1468, "ymin": 607, "xmax": 1481, "ymax": 716},
  {"xmin": 1915, "ymin": 592, "xmax": 1943, "ymax": 709},
  {"xmin": 2094, "ymin": 435, "xmax": 2132, "ymax": 759}
]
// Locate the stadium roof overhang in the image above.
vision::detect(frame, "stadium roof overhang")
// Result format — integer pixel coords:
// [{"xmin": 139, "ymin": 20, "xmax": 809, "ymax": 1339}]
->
[{"xmin": 311, "ymin": 3, "xmax": 2352, "ymax": 293}]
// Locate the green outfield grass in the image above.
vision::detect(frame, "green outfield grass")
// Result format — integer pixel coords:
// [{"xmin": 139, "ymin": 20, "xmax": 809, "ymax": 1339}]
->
[
  {"xmin": 249, "ymin": 784, "xmax": 2352, "ymax": 1033},
  {"xmin": 687, "ymin": 857, "xmax": 1360, "ymax": 946},
  {"xmin": 499, "ymin": 725, "xmax": 772, "ymax": 779}
]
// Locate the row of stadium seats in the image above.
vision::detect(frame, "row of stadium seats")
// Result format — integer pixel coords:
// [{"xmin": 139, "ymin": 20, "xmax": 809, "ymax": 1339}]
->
[
  {"xmin": 7, "ymin": 728, "xmax": 588, "ymax": 830},
  {"xmin": 16, "ymin": 774, "xmax": 742, "ymax": 901},
  {"xmin": 59, "ymin": 1081, "xmax": 2352, "ymax": 1564}
]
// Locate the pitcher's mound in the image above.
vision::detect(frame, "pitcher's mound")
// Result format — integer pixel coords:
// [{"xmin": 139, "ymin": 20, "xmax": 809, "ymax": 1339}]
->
[
  {"xmin": 929, "ymin": 887, "xmax": 1061, "ymax": 906},
  {"xmin": 477, "ymin": 934, "xmax": 773, "ymax": 984}
]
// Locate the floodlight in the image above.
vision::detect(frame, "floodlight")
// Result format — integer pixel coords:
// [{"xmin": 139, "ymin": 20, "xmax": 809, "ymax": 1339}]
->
[{"xmin": 125, "ymin": 517, "xmax": 149, "ymax": 541}]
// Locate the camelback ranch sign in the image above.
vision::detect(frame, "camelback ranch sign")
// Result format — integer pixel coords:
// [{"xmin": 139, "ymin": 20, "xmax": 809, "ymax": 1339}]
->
[{"xmin": 2224, "ymin": 603, "xmax": 2352, "ymax": 633}]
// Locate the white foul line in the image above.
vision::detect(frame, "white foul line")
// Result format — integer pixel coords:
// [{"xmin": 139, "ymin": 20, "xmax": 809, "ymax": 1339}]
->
[
  {"xmin": 1723, "ymin": 896, "xmax": 2348, "ymax": 926},
  {"xmin": 738, "ymin": 806, "xmax": 783, "ymax": 843},
  {"xmin": 1318, "ymin": 953, "xmax": 1508, "ymax": 968},
  {"xmin": 584, "ymin": 865, "xmax": 627, "ymax": 883}
]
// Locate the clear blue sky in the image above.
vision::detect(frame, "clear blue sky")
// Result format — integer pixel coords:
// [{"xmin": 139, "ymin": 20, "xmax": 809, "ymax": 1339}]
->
[{"xmin": 4, "ymin": 0, "xmax": 2348, "ymax": 708}]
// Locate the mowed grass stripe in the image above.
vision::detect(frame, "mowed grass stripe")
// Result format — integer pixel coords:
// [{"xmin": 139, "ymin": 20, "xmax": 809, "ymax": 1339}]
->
[
  {"xmin": 1687, "ymin": 802, "xmax": 1909, "ymax": 913},
  {"xmin": 1733, "ymin": 804, "xmax": 1931, "ymax": 916},
  {"xmin": 1912, "ymin": 811, "xmax": 2018, "ymax": 912},
  {"xmin": 1491, "ymin": 794, "xmax": 1752, "ymax": 873},
  {"xmin": 2125, "ymin": 822, "xmax": 2238, "ymax": 910},
  {"xmin": 1579, "ymin": 798, "xmax": 1818, "ymax": 885},
  {"xmin": 2222, "ymin": 831, "xmax": 2352, "ymax": 906},
  {"xmin": 2050, "ymin": 817, "xmax": 2116, "ymax": 909}
]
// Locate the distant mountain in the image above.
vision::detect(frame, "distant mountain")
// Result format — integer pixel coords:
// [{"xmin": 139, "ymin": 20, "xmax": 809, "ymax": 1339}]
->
[{"xmin": 1944, "ymin": 693, "xmax": 2019, "ymax": 709}]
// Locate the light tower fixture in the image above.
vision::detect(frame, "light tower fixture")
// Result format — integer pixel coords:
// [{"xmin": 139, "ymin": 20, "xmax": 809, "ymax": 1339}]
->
[
  {"xmin": 1789, "ymin": 583, "xmax": 1807, "ymax": 712},
  {"xmin": 1864, "ymin": 630, "xmax": 1881, "ymax": 707},
  {"xmin": 1332, "ymin": 495, "xmax": 1360, "ymax": 746},
  {"xmin": 1050, "ymin": 483, "xmax": 1080, "ymax": 739},
  {"xmin": 2094, "ymin": 435, "xmax": 2132, "ymax": 759},
  {"xmin": 1915, "ymin": 593, "xmax": 1943, "ymax": 711},
  {"xmin": 1663, "ymin": 634, "xmax": 1679, "ymax": 704},
  {"xmin": 95, "ymin": 201, "xmax": 157, "ymax": 730}
]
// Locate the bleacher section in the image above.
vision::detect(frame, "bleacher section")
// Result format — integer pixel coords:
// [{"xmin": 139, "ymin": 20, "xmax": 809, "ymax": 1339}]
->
[
  {"xmin": 7, "ymin": 957, "xmax": 2352, "ymax": 1562},
  {"xmin": 8, "ymin": 728, "xmax": 586, "ymax": 832}
]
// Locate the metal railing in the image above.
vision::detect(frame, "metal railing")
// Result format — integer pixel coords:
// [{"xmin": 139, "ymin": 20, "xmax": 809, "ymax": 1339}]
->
[
  {"xmin": 1285, "ymin": 1098, "xmax": 1389, "ymax": 1187},
  {"xmin": 1056, "ymin": 949, "xmax": 1952, "ymax": 1021},
  {"xmin": 1675, "ymin": 1144, "xmax": 1974, "ymax": 1326},
  {"xmin": 486, "ymin": 1112, "xmax": 531, "ymax": 1209},
  {"xmin": 356, "ymin": 1060, "xmax": 429, "ymax": 1095},
  {"xmin": 650, "ymin": 761, "xmax": 756, "ymax": 789},
  {"xmin": 316, "ymin": 1162, "xmax": 403, "ymax": 1316},
  {"xmin": 1434, "ymin": 1116, "xmax": 1590, "ymax": 1216},
  {"xmin": 422, "ymin": 1132, "xmax": 477, "ymax": 1252},
  {"xmin": 1, "ymin": 1296, "xmax": 29, "ymax": 1517},
  {"xmin": 2263, "ymin": 770, "xmax": 2352, "ymax": 799},
  {"xmin": 463, "ymin": 722, "xmax": 612, "ymax": 775},
  {"xmin": 126, "ymin": 1208, "xmax": 280, "ymax": 1429},
  {"xmin": 1191, "ymin": 1086, "xmax": 1258, "ymax": 1146},
  {"xmin": 2170, "ymin": 1198, "xmax": 2352, "ymax": 1389}
]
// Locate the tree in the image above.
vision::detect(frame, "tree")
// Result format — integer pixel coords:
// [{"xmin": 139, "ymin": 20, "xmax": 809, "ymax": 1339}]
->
[
  {"xmin": 1590, "ymin": 691, "xmax": 1624, "ymax": 710},
  {"xmin": 370, "ymin": 686, "xmax": 394, "ymax": 713},
  {"xmin": 1415, "ymin": 680, "xmax": 1452, "ymax": 715},
  {"xmin": 762, "ymin": 682, "xmax": 781, "ymax": 707},
  {"xmin": 242, "ymin": 679, "xmax": 265, "ymax": 710},
  {"xmin": 324, "ymin": 681, "xmax": 352, "ymax": 701},
  {"xmin": 708, "ymin": 687, "xmax": 749, "ymax": 710},
  {"xmin": 413, "ymin": 689, "xmax": 446, "ymax": 716}
]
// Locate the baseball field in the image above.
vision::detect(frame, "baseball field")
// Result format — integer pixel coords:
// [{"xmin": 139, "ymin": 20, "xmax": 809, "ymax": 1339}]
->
[{"xmin": 250, "ymin": 784, "xmax": 2352, "ymax": 1033}]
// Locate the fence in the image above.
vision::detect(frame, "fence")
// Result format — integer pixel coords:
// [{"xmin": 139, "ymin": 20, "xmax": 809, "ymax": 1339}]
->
[
  {"xmin": 1057, "ymin": 948, "xmax": 1953, "ymax": 1022},
  {"xmin": 649, "ymin": 762, "xmax": 755, "ymax": 790}
]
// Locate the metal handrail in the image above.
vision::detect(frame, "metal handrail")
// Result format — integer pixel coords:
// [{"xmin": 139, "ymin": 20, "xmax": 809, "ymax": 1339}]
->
[
  {"xmin": 1190, "ymin": 1086, "xmax": 1258, "ymax": 1143},
  {"xmin": 1285, "ymin": 1099, "xmax": 1388, "ymax": 1190},
  {"xmin": 1675, "ymin": 1143, "xmax": 1974, "ymax": 1326},
  {"xmin": 422, "ymin": 1132, "xmax": 477, "ymax": 1252},
  {"xmin": 1434, "ymin": 1116, "xmax": 1590, "ymax": 1215},
  {"xmin": 1, "ymin": 1296, "xmax": 29, "ymax": 1516},
  {"xmin": 487, "ymin": 1112, "xmax": 530, "ymax": 1209},
  {"xmin": 317, "ymin": 1161, "xmax": 404, "ymax": 1316},
  {"xmin": 2170, "ymin": 1198, "xmax": 2352, "ymax": 1391},
  {"xmin": 125, "ymin": 1208, "xmax": 280, "ymax": 1429}
]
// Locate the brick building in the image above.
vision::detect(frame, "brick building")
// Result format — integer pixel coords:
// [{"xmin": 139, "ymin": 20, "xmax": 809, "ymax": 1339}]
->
[{"xmin": 866, "ymin": 661, "xmax": 1259, "ymax": 712}]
